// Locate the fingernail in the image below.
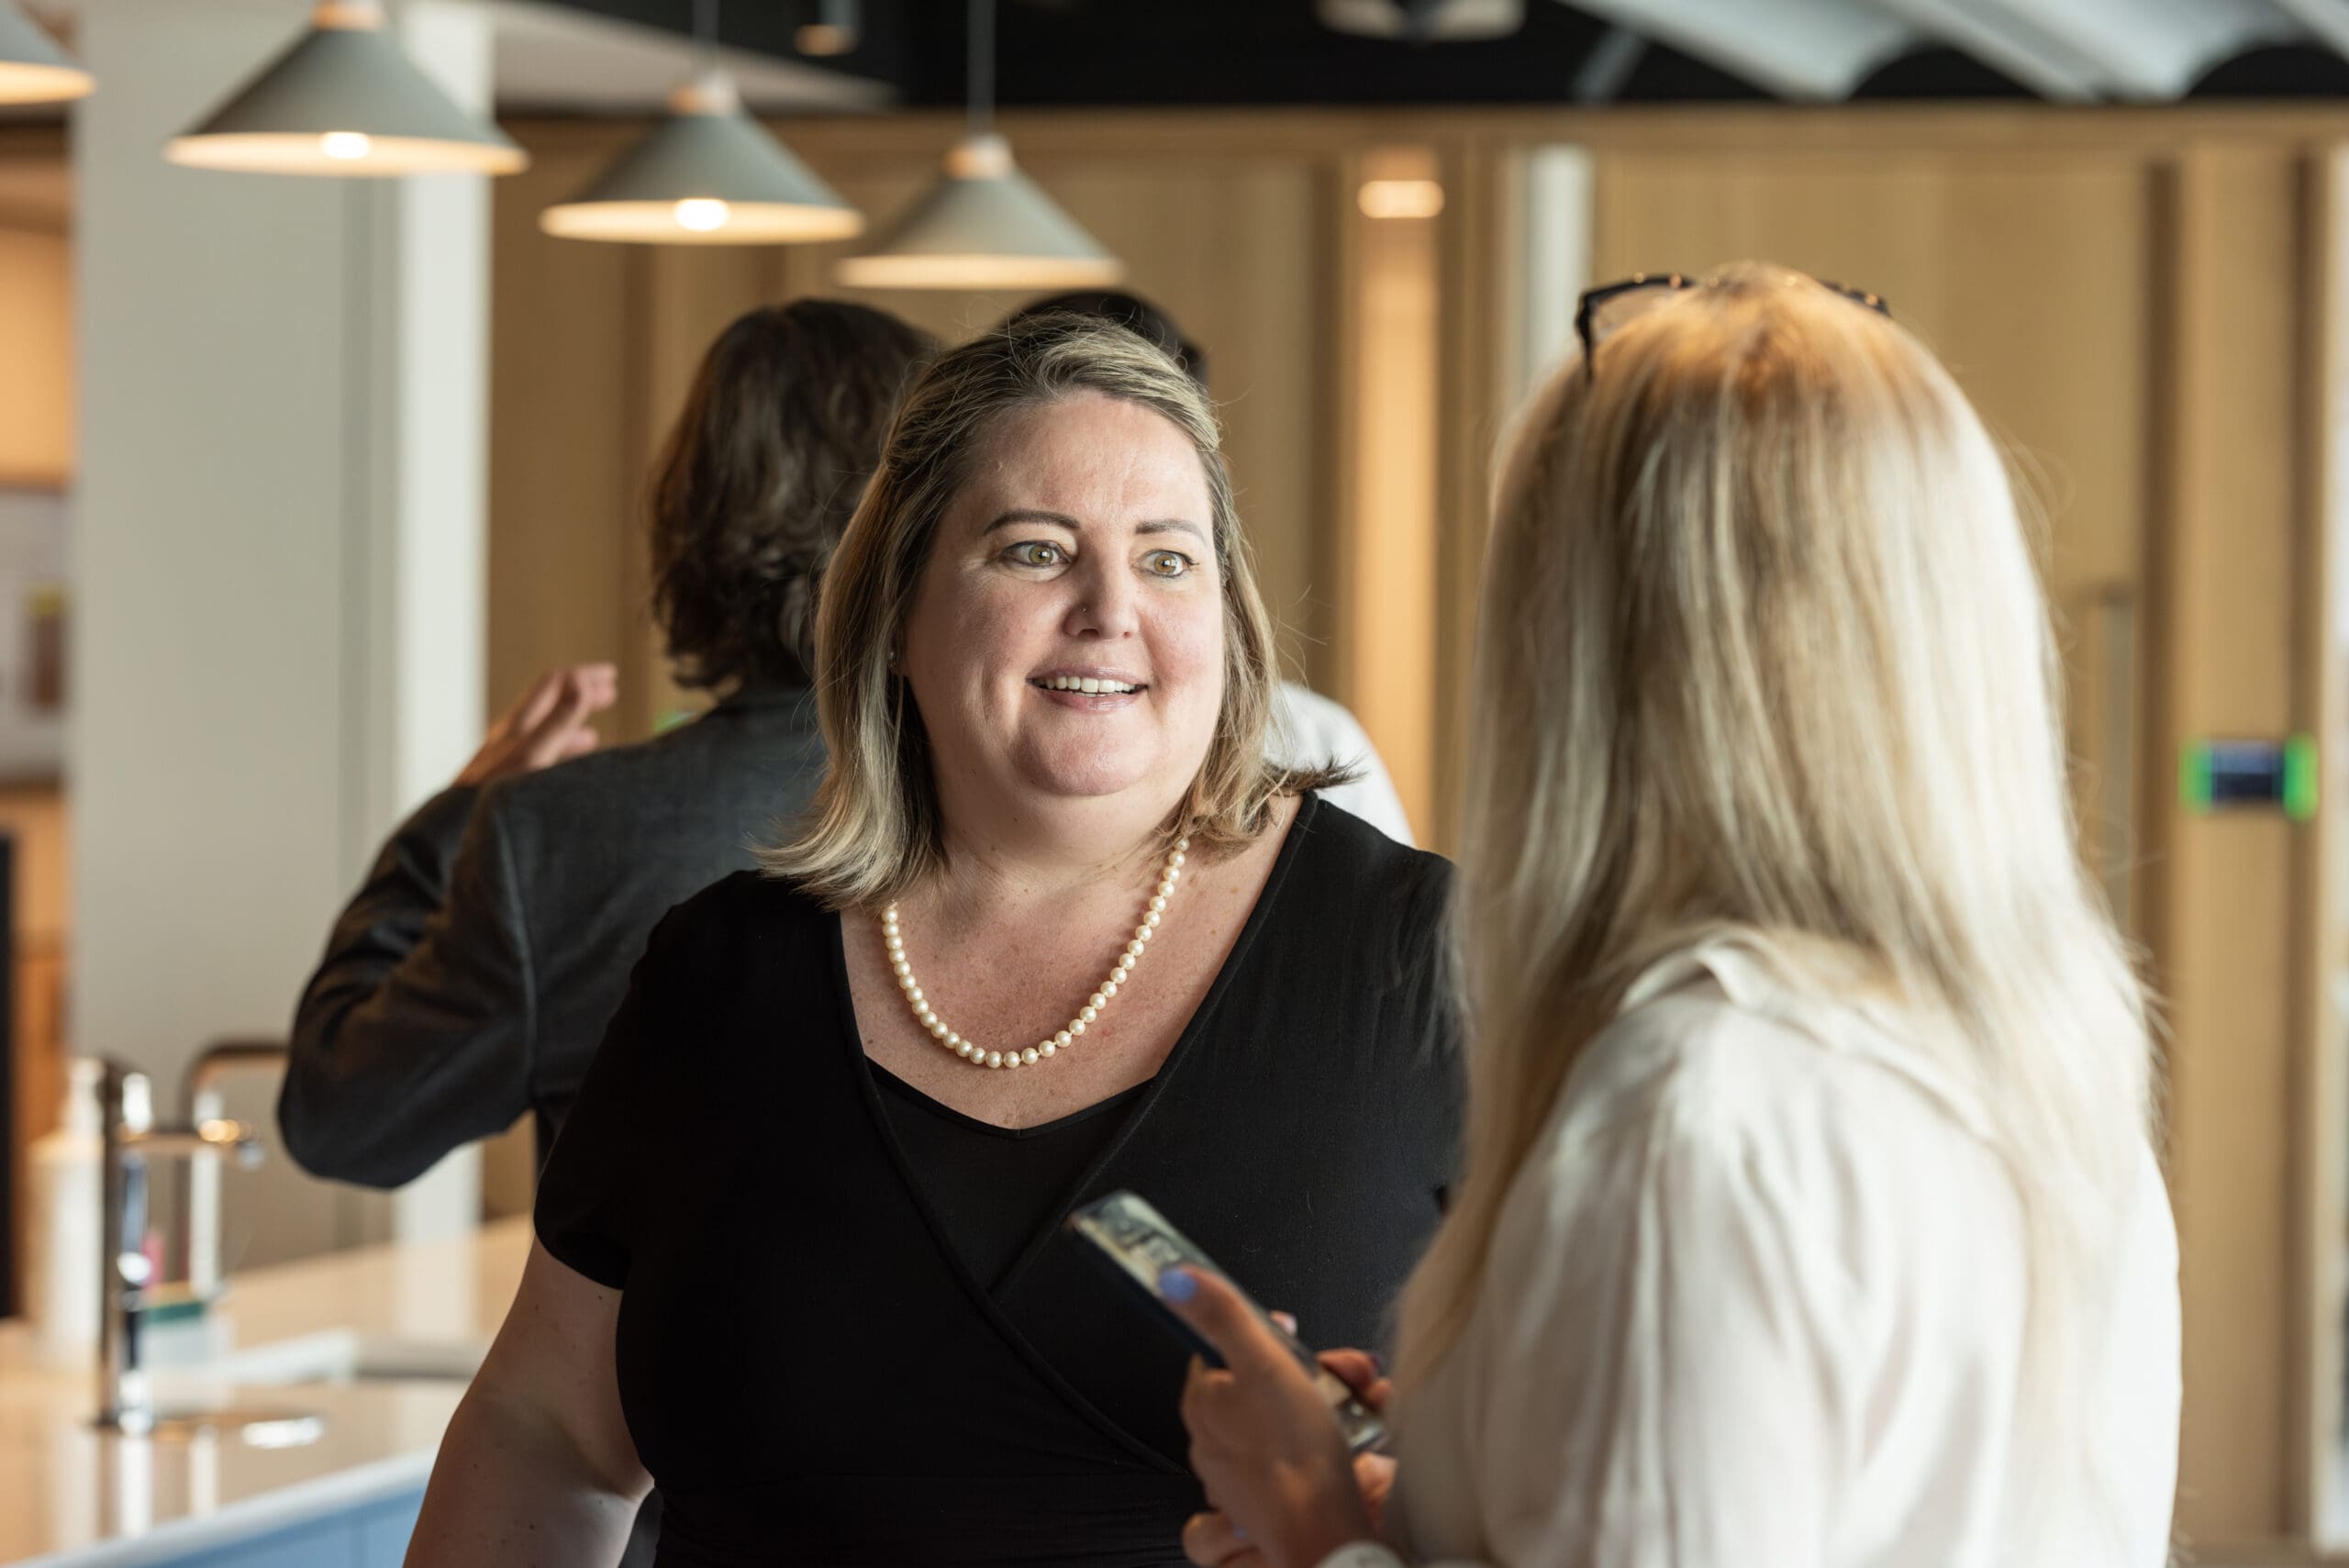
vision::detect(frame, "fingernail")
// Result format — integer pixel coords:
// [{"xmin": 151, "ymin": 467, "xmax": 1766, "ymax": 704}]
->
[{"xmin": 1158, "ymin": 1267, "xmax": 1197, "ymax": 1304}]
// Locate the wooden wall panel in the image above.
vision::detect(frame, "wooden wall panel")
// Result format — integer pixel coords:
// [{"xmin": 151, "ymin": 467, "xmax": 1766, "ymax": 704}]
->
[
  {"xmin": 0, "ymin": 227, "xmax": 71, "ymax": 487},
  {"xmin": 1587, "ymin": 150, "xmax": 2157, "ymax": 917},
  {"xmin": 1336, "ymin": 148, "xmax": 1442, "ymax": 843},
  {"xmin": 2148, "ymin": 147, "xmax": 2316, "ymax": 1542},
  {"xmin": 486, "ymin": 134, "xmax": 637, "ymax": 736}
]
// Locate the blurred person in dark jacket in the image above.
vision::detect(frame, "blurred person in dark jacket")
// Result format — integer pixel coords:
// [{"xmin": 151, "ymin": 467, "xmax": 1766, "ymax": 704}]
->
[{"xmin": 281, "ymin": 298, "xmax": 937, "ymax": 1189}]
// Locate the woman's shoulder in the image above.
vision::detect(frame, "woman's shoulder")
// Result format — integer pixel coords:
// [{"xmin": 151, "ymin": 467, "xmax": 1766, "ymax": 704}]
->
[
  {"xmin": 1244, "ymin": 796, "xmax": 1458, "ymax": 1066},
  {"xmin": 638, "ymin": 867, "xmax": 836, "ymax": 973},
  {"xmin": 1543, "ymin": 954, "xmax": 2017, "ymax": 1255},
  {"xmin": 1284, "ymin": 792, "xmax": 1451, "ymax": 925}
]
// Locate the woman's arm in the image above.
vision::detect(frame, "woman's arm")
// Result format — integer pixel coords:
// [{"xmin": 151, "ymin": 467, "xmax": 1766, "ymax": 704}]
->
[
  {"xmin": 405, "ymin": 1240, "xmax": 651, "ymax": 1567},
  {"xmin": 283, "ymin": 664, "xmax": 615, "ymax": 1189}
]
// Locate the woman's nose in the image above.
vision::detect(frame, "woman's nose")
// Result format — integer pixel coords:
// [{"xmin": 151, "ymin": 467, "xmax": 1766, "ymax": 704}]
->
[{"xmin": 1065, "ymin": 555, "xmax": 1140, "ymax": 639}]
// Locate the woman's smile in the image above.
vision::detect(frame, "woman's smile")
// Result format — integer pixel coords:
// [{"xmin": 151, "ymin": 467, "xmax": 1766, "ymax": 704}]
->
[{"xmin": 1030, "ymin": 665, "xmax": 1151, "ymax": 709}]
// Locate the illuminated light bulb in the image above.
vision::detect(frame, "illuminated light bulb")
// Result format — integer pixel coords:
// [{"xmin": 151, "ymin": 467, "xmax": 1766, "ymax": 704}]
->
[
  {"xmin": 320, "ymin": 131, "xmax": 373, "ymax": 161},
  {"xmin": 674, "ymin": 197, "xmax": 730, "ymax": 232}
]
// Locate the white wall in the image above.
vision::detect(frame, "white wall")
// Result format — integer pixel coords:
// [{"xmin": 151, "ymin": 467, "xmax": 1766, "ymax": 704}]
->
[{"xmin": 72, "ymin": 0, "xmax": 490, "ymax": 1264}]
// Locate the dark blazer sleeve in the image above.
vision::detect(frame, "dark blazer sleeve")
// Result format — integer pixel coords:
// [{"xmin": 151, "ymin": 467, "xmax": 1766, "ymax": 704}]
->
[{"xmin": 279, "ymin": 783, "xmax": 539, "ymax": 1188}]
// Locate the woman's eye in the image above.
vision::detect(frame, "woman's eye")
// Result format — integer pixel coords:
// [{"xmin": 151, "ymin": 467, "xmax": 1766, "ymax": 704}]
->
[
  {"xmin": 1143, "ymin": 550, "xmax": 1194, "ymax": 579},
  {"xmin": 1006, "ymin": 540, "xmax": 1066, "ymax": 568}
]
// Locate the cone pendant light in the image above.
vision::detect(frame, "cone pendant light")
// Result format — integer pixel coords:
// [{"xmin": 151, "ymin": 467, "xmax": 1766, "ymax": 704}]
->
[
  {"xmin": 166, "ymin": 1, "xmax": 526, "ymax": 177},
  {"xmin": 836, "ymin": 0, "xmax": 1120, "ymax": 290},
  {"xmin": 540, "ymin": 69, "xmax": 861, "ymax": 245},
  {"xmin": 0, "ymin": 2, "xmax": 92, "ymax": 105}
]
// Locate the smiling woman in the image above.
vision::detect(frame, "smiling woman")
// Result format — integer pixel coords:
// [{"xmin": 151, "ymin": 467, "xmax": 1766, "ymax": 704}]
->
[
  {"xmin": 405, "ymin": 316, "xmax": 1466, "ymax": 1568},
  {"xmin": 782, "ymin": 317, "xmax": 1330, "ymax": 908}
]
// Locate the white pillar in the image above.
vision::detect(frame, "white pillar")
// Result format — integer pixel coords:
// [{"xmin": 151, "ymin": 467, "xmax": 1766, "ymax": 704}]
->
[
  {"xmin": 73, "ymin": 0, "xmax": 491, "ymax": 1264},
  {"xmin": 1506, "ymin": 145, "xmax": 1593, "ymax": 415}
]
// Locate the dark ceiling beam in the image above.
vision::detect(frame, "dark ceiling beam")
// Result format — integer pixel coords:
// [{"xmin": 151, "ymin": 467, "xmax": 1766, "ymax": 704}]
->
[
  {"xmin": 533, "ymin": 0, "xmax": 2348, "ymax": 104},
  {"xmin": 899, "ymin": 0, "xmax": 1769, "ymax": 106}
]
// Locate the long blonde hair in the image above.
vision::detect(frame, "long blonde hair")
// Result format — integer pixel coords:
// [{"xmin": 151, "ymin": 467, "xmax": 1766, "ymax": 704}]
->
[
  {"xmin": 763, "ymin": 314, "xmax": 1336, "ymax": 908},
  {"xmin": 1396, "ymin": 263, "xmax": 2156, "ymax": 1540}
]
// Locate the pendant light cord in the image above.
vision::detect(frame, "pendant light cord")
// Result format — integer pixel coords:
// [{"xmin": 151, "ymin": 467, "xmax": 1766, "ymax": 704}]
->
[
  {"xmin": 968, "ymin": 0, "xmax": 995, "ymax": 135},
  {"xmin": 693, "ymin": 0, "xmax": 718, "ymax": 80}
]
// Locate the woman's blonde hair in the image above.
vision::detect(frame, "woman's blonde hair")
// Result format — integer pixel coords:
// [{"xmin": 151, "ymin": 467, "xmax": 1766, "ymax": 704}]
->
[
  {"xmin": 1396, "ymin": 263, "xmax": 2157, "ymax": 1545},
  {"xmin": 763, "ymin": 314, "xmax": 1334, "ymax": 908}
]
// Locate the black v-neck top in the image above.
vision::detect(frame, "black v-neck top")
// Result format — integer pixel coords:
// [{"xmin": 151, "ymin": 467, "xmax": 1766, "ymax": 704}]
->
[
  {"xmin": 876, "ymin": 1065, "xmax": 1150, "ymax": 1293},
  {"xmin": 535, "ymin": 796, "xmax": 1461, "ymax": 1568}
]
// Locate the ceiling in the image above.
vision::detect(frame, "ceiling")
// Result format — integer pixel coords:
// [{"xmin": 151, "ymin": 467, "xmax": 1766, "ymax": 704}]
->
[
  {"xmin": 12, "ymin": 0, "xmax": 2349, "ymax": 119},
  {"xmin": 539, "ymin": 0, "xmax": 2349, "ymax": 106}
]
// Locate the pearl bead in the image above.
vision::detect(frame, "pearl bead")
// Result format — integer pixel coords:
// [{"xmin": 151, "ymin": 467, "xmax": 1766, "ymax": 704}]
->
[
  {"xmin": 1116, "ymin": 955, "xmax": 1135, "ymax": 974},
  {"xmin": 985, "ymin": 1051, "xmax": 1002, "ymax": 1068},
  {"xmin": 1070, "ymin": 1019, "xmax": 1087, "ymax": 1036},
  {"xmin": 1006, "ymin": 1053, "xmax": 1023, "ymax": 1069},
  {"xmin": 1100, "ymin": 981, "xmax": 1118, "ymax": 999},
  {"xmin": 1127, "ymin": 940, "xmax": 1146, "ymax": 958},
  {"xmin": 1171, "ymin": 852, "xmax": 1186, "ymax": 868},
  {"xmin": 1086, "ymin": 992, "xmax": 1105, "ymax": 1010},
  {"xmin": 1144, "ymin": 911, "xmax": 1161, "ymax": 929},
  {"xmin": 930, "ymin": 1020, "xmax": 949, "ymax": 1038},
  {"xmin": 1080, "ymin": 1006, "xmax": 1098, "ymax": 1023},
  {"xmin": 1040, "ymin": 1041, "xmax": 1056, "ymax": 1058},
  {"xmin": 907, "ymin": 986, "xmax": 923, "ymax": 1004},
  {"xmin": 1149, "ymin": 896, "xmax": 1166, "ymax": 913},
  {"xmin": 955, "ymin": 1040, "xmax": 974, "ymax": 1057},
  {"xmin": 947, "ymin": 1032, "xmax": 963, "ymax": 1049},
  {"xmin": 1022, "ymin": 1048, "xmax": 1041, "ymax": 1065},
  {"xmin": 893, "ymin": 958, "xmax": 911, "ymax": 977},
  {"xmin": 1054, "ymin": 1029, "xmax": 1072, "ymax": 1047}
]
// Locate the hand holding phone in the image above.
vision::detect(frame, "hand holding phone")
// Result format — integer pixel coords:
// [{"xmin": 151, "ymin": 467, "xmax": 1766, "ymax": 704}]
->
[{"xmin": 1067, "ymin": 1190, "xmax": 1389, "ymax": 1454}]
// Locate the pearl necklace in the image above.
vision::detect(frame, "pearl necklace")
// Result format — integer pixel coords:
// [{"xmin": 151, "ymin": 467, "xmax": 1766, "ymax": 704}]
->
[{"xmin": 882, "ymin": 836, "xmax": 1190, "ymax": 1070}]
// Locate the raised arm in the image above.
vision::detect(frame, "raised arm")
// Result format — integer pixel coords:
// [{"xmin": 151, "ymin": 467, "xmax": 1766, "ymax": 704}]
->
[
  {"xmin": 280, "ymin": 785, "xmax": 538, "ymax": 1187},
  {"xmin": 406, "ymin": 1240, "xmax": 650, "ymax": 1567},
  {"xmin": 280, "ymin": 665, "xmax": 615, "ymax": 1188}
]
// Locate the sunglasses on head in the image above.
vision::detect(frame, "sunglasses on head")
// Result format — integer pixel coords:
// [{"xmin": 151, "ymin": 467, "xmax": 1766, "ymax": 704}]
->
[{"xmin": 1572, "ymin": 272, "xmax": 1891, "ymax": 384}]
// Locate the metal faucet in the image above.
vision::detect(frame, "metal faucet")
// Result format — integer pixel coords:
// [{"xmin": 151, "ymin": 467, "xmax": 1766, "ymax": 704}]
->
[
  {"xmin": 96, "ymin": 1058, "xmax": 262, "ymax": 1434},
  {"xmin": 178, "ymin": 1039, "xmax": 289, "ymax": 1301}
]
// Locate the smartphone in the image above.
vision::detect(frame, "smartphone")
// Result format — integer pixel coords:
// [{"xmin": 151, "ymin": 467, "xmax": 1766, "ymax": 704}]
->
[{"xmin": 1066, "ymin": 1189, "xmax": 1389, "ymax": 1454}]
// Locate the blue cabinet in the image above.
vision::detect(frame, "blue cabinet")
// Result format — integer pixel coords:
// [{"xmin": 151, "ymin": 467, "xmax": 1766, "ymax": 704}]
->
[{"xmin": 151, "ymin": 1489, "xmax": 423, "ymax": 1568}]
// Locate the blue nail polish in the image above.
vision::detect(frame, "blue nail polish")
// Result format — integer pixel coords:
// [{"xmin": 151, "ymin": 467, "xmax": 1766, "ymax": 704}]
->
[{"xmin": 1159, "ymin": 1267, "xmax": 1197, "ymax": 1303}]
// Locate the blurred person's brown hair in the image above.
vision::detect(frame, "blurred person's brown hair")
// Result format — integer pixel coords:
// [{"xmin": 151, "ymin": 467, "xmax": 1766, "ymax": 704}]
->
[
  {"xmin": 1003, "ymin": 290, "xmax": 1208, "ymax": 390},
  {"xmin": 650, "ymin": 299, "xmax": 938, "ymax": 692}
]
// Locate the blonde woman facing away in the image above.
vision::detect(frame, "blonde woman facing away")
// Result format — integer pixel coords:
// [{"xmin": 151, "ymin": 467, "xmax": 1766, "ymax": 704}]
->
[
  {"xmin": 1165, "ymin": 264, "xmax": 2179, "ymax": 1568},
  {"xmin": 404, "ymin": 317, "xmax": 1461, "ymax": 1568}
]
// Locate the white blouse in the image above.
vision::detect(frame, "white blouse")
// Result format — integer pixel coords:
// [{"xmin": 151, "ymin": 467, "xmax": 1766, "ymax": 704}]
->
[{"xmin": 1321, "ymin": 940, "xmax": 2179, "ymax": 1568}]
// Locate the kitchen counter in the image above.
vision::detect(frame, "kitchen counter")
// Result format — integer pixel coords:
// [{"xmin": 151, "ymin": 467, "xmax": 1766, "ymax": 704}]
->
[{"xmin": 0, "ymin": 1218, "xmax": 530, "ymax": 1566}]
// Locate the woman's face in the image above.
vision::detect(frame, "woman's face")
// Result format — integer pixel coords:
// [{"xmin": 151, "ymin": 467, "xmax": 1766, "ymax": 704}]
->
[{"xmin": 901, "ymin": 391, "xmax": 1226, "ymax": 827}]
